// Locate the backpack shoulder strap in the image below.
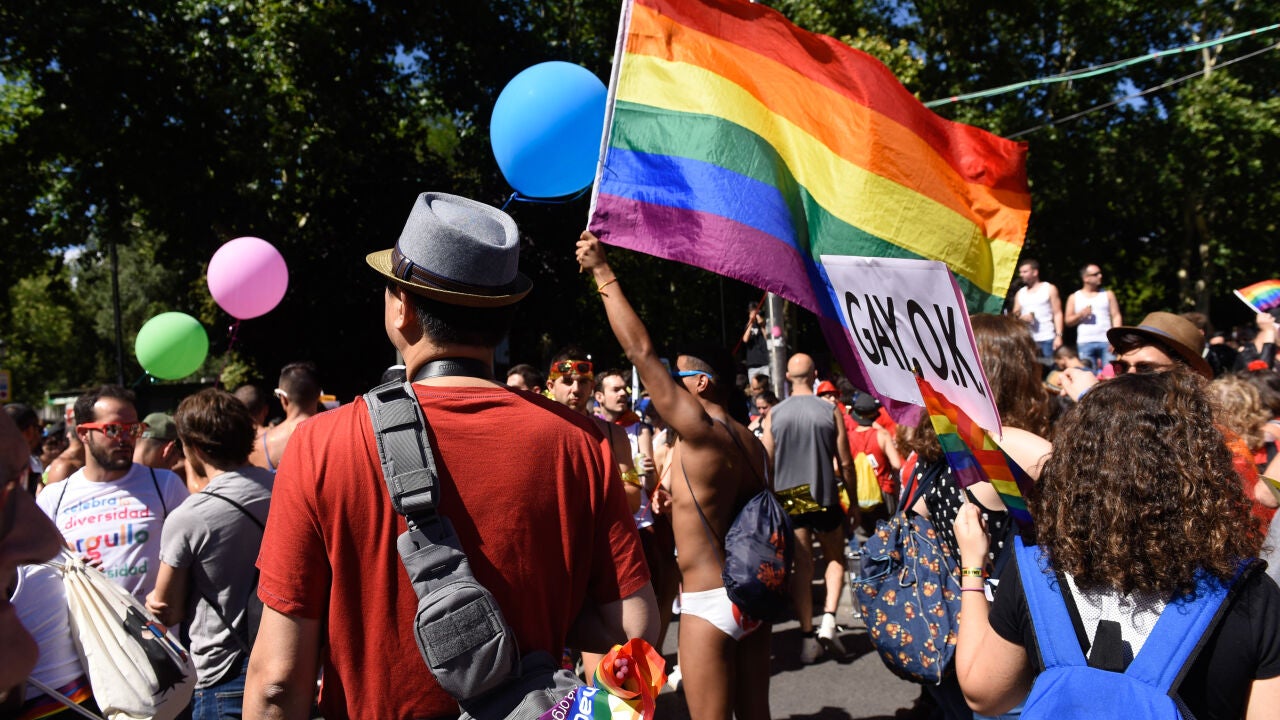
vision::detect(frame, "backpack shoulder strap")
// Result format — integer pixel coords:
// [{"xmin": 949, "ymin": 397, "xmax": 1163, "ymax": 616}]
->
[
  {"xmin": 679, "ymin": 418, "xmax": 755, "ymax": 565},
  {"xmin": 363, "ymin": 379, "xmax": 440, "ymax": 518},
  {"xmin": 201, "ymin": 490, "xmax": 266, "ymax": 531},
  {"xmin": 1123, "ymin": 561, "xmax": 1250, "ymax": 691},
  {"xmin": 53, "ymin": 476, "xmax": 70, "ymax": 519},
  {"xmin": 681, "ymin": 453, "xmax": 725, "ymax": 565},
  {"xmin": 149, "ymin": 466, "xmax": 167, "ymax": 518},
  {"xmin": 901, "ymin": 460, "xmax": 945, "ymax": 515},
  {"xmin": 1013, "ymin": 536, "xmax": 1088, "ymax": 669}
]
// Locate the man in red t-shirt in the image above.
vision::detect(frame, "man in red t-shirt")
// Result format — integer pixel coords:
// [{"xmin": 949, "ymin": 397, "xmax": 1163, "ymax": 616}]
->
[{"xmin": 244, "ymin": 193, "xmax": 656, "ymax": 720}]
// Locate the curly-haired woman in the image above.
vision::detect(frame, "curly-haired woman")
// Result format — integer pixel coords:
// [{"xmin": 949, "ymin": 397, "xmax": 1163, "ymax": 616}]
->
[{"xmin": 954, "ymin": 369, "xmax": 1280, "ymax": 719}]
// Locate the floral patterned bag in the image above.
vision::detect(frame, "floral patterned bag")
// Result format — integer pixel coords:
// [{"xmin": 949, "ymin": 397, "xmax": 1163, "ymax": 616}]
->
[{"xmin": 852, "ymin": 462, "xmax": 961, "ymax": 684}]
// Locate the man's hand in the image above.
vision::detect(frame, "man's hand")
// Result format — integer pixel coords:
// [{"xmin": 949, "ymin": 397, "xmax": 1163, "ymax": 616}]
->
[
  {"xmin": 651, "ymin": 485, "xmax": 672, "ymax": 515},
  {"xmin": 1058, "ymin": 367, "xmax": 1098, "ymax": 402},
  {"xmin": 145, "ymin": 592, "xmax": 172, "ymax": 627},
  {"xmin": 577, "ymin": 231, "xmax": 610, "ymax": 273}
]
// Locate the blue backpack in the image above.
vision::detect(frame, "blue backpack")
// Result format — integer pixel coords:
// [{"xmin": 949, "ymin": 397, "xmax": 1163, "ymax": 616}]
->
[
  {"xmin": 684, "ymin": 419, "xmax": 794, "ymax": 624},
  {"xmin": 1013, "ymin": 537, "xmax": 1244, "ymax": 719}
]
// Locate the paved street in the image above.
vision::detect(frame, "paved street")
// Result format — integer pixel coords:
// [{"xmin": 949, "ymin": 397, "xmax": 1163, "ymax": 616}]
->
[{"xmin": 653, "ymin": 578, "xmax": 934, "ymax": 720}]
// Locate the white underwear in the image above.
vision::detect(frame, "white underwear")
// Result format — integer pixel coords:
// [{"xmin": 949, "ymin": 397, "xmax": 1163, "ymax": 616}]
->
[{"xmin": 680, "ymin": 587, "xmax": 762, "ymax": 640}]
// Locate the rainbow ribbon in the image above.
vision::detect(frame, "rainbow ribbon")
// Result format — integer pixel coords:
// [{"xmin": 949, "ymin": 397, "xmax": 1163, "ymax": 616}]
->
[
  {"xmin": 1235, "ymin": 279, "xmax": 1280, "ymax": 313},
  {"xmin": 540, "ymin": 639, "xmax": 667, "ymax": 720},
  {"xmin": 915, "ymin": 373, "xmax": 1035, "ymax": 536}
]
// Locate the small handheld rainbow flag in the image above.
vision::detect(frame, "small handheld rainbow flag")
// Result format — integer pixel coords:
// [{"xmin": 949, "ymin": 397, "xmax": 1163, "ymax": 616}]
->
[
  {"xmin": 1235, "ymin": 280, "xmax": 1280, "ymax": 313},
  {"xmin": 915, "ymin": 372, "xmax": 1035, "ymax": 537}
]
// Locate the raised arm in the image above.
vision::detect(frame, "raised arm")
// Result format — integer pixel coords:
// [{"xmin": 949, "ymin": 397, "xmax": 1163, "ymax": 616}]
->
[
  {"xmin": 742, "ymin": 308, "xmax": 760, "ymax": 343},
  {"xmin": 577, "ymin": 231, "xmax": 715, "ymax": 443}
]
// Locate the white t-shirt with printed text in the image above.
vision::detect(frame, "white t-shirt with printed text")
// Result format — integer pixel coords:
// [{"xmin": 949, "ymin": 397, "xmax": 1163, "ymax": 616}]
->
[{"xmin": 37, "ymin": 463, "xmax": 189, "ymax": 601}]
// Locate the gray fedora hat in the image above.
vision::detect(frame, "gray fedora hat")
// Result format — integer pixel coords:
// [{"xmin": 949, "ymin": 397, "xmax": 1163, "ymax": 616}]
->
[{"xmin": 366, "ymin": 192, "xmax": 532, "ymax": 307}]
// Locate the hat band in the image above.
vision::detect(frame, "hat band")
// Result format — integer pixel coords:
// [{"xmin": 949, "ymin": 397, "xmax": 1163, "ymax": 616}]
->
[{"xmin": 391, "ymin": 245, "xmax": 507, "ymax": 296}]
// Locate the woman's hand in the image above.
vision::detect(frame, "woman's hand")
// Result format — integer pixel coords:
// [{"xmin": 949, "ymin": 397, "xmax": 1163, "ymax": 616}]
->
[{"xmin": 953, "ymin": 502, "xmax": 990, "ymax": 569}]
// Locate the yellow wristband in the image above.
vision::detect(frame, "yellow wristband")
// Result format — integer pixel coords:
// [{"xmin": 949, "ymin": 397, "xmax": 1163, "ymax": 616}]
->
[
  {"xmin": 596, "ymin": 277, "xmax": 618, "ymax": 297},
  {"xmin": 960, "ymin": 567, "xmax": 985, "ymax": 578},
  {"xmin": 620, "ymin": 467, "xmax": 642, "ymax": 487}
]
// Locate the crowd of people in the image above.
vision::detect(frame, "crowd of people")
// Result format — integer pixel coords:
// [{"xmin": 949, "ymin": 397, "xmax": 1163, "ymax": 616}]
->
[{"xmin": 2, "ymin": 197, "xmax": 1279, "ymax": 720}]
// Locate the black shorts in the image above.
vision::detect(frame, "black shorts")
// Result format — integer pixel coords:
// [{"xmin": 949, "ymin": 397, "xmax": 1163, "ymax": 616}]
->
[{"xmin": 790, "ymin": 505, "xmax": 845, "ymax": 533}]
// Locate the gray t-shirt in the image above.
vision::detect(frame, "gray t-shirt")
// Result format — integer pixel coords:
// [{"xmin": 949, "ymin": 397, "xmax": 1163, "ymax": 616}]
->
[
  {"xmin": 159, "ymin": 466, "xmax": 273, "ymax": 688},
  {"xmin": 770, "ymin": 394, "xmax": 840, "ymax": 506}
]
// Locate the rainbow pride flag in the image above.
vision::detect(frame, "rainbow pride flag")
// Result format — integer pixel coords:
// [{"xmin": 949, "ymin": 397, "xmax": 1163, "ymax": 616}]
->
[
  {"xmin": 915, "ymin": 372, "xmax": 1035, "ymax": 536},
  {"xmin": 1236, "ymin": 280, "xmax": 1280, "ymax": 313},
  {"xmin": 588, "ymin": 0, "xmax": 1030, "ymax": 326}
]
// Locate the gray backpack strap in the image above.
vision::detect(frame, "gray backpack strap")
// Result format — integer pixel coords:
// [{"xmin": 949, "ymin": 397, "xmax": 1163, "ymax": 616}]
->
[
  {"xmin": 366, "ymin": 380, "xmax": 440, "ymax": 518},
  {"xmin": 363, "ymin": 377, "xmax": 520, "ymax": 702}
]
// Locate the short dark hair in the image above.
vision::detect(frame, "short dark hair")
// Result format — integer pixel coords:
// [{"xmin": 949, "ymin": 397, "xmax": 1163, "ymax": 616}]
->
[
  {"xmin": 550, "ymin": 345, "xmax": 590, "ymax": 366},
  {"xmin": 279, "ymin": 362, "xmax": 321, "ymax": 407},
  {"xmin": 74, "ymin": 385, "xmax": 136, "ymax": 425},
  {"xmin": 3, "ymin": 403, "xmax": 38, "ymax": 432},
  {"xmin": 754, "ymin": 390, "xmax": 778, "ymax": 407},
  {"xmin": 1019, "ymin": 258, "xmax": 1040, "ymax": 272},
  {"xmin": 1053, "ymin": 344, "xmax": 1079, "ymax": 360},
  {"xmin": 596, "ymin": 368, "xmax": 628, "ymax": 389},
  {"xmin": 395, "ymin": 284, "xmax": 516, "ymax": 349},
  {"xmin": 175, "ymin": 388, "xmax": 256, "ymax": 468},
  {"xmin": 1180, "ymin": 311, "xmax": 1210, "ymax": 334},
  {"xmin": 506, "ymin": 363, "xmax": 544, "ymax": 389},
  {"xmin": 676, "ymin": 342, "xmax": 748, "ymax": 423},
  {"xmin": 1080, "ymin": 262, "xmax": 1099, "ymax": 276},
  {"xmin": 232, "ymin": 384, "xmax": 268, "ymax": 418}
]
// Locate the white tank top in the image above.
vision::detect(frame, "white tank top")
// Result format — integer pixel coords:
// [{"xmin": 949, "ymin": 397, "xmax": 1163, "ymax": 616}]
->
[
  {"xmin": 1073, "ymin": 290, "xmax": 1113, "ymax": 343},
  {"xmin": 1016, "ymin": 283, "xmax": 1056, "ymax": 342}
]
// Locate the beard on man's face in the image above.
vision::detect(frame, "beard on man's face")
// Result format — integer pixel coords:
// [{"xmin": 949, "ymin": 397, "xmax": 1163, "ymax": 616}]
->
[{"xmin": 88, "ymin": 439, "xmax": 133, "ymax": 472}]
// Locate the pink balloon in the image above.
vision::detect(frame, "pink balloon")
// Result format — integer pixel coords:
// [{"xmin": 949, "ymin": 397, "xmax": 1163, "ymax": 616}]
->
[{"xmin": 207, "ymin": 237, "xmax": 289, "ymax": 319}]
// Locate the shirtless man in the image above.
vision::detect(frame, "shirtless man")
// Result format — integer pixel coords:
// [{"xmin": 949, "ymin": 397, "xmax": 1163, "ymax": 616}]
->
[
  {"xmin": 42, "ymin": 407, "xmax": 85, "ymax": 488},
  {"xmin": 232, "ymin": 384, "xmax": 270, "ymax": 431},
  {"xmin": 578, "ymin": 231, "xmax": 771, "ymax": 720},
  {"xmin": 248, "ymin": 362, "xmax": 320, "ymax": 474}
]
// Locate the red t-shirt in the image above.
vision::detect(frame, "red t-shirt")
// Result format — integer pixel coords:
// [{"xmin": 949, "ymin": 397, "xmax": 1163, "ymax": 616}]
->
[
  {"xmin": 256, "ymin": 385, "xmax": 650, "ymax": 720},
  {"xmin": 848, "ymin": 424, "xmax": 896, "ymax": 495}
]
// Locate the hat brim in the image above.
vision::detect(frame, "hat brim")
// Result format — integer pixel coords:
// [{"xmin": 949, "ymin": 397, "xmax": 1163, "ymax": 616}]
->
[
  {"xmin": 1106, "ymin": 325, "xmax": 1212, "ymax": 379},
  {"xmin": 366, "ymin": 249, "xmax": 532, "ymax": 308}
]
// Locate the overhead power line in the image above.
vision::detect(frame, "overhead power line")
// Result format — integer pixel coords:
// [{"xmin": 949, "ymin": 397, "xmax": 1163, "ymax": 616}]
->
[
  {"xmin": 1007, "ymin": 40, "xmax": 1280, "ymax": 138},
  {"xmin": 924, "ymin": 23, "xmax": 1280, "ymax": 108}
]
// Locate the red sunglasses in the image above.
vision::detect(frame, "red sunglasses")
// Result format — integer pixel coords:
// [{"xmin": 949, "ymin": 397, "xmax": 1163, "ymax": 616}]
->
[{"xmin": 80, "ymin": 421, "xmax": 148, "ymax": 439}]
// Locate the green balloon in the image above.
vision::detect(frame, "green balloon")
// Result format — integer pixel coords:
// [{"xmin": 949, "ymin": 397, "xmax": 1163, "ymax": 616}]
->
[{"xmin": 135, "ymin": 312, "xmax": 209, "ymax": 380}]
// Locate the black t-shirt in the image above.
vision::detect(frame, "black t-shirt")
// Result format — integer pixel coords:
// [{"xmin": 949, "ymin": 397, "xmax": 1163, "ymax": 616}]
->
[
  {"xmin": 918, "ymin": 461, "xmax": 1013, "ymax": 570},
  {"xmin": 744, "ymin": 326, "xmax": 769, "ymax": 366},
  {"xmin": 990, "ymin": 552, "xmax": 1280, "ymax": 720}
]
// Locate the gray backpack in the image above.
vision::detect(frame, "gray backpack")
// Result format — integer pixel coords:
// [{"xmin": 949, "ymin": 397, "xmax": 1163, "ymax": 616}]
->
[{"xmin": 364, "ymin": 362, "xmax": 583, "ymax": 719}]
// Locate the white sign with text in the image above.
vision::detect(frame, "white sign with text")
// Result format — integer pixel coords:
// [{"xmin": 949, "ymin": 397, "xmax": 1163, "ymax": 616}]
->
[{"xmin": 820, "ymin": 256, "xmax": 1001, "ymax": 434}]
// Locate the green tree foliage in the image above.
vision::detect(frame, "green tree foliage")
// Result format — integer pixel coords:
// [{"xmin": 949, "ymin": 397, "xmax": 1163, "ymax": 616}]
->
[
  {"xmin": 770, "ymin": 0, "xmax": 1280, "ymax": 333},
  {"xmin": 4, "ymin": 0, "xmax": 1278, "ymax": 404}
]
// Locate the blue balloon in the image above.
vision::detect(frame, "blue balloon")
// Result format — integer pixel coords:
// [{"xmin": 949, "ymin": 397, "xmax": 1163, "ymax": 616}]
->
[{"xmin": 490, "ymin": 62, "xmax": 608, "ymax": 199}]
